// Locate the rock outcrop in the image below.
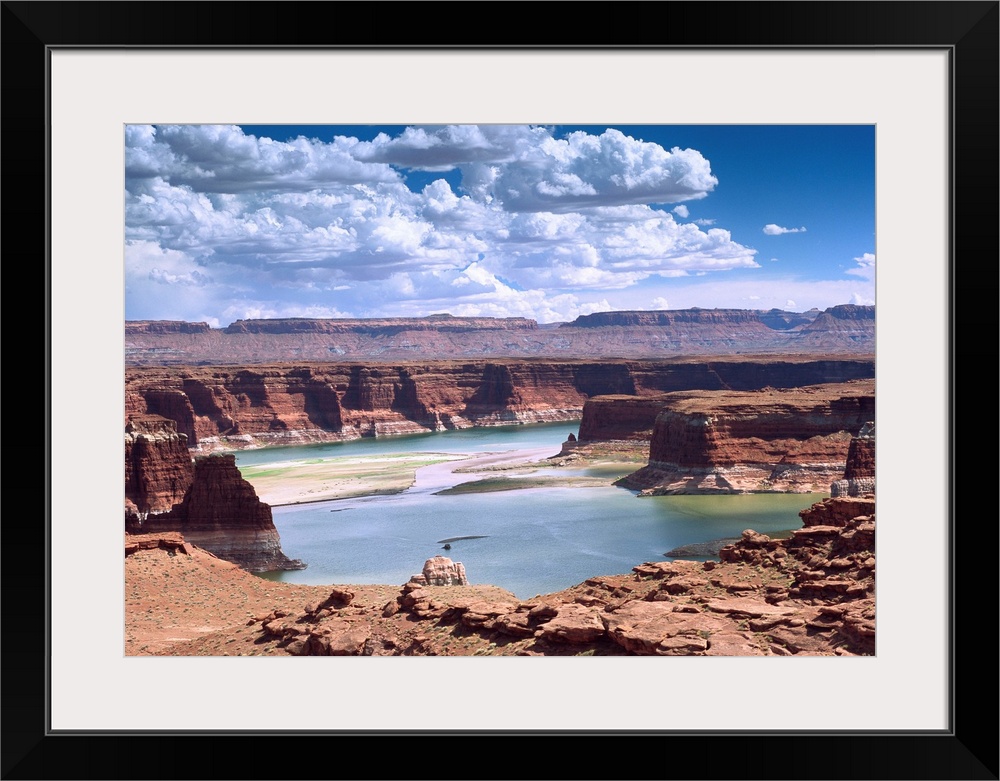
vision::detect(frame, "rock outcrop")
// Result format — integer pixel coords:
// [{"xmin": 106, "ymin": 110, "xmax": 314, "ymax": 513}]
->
[
  {"xmin": 125, "ymin": 320, "xmax": 213, "ymax": 335},
  {"xmin": 124, "ymin": 531, "xmax": 193, "ymax": 557},
  {"xmin": 134, "ymin": 454, "xmax": 305, "ymax": 572},
  {"xmin": 619, "ymin": 380, "xmax": 875, "ymax": 493},
  {"xmin": 124, "ymin": 306, "xmax": 874, "ymax": 365},
  {"xmin": 831, "ymin": 421, "xmax": 876, "ymax": 497},
  {"xmin": 125, "ymin": 358, "xmax": 875, "ymax": 451},
  {"xmin": 408, "ymin": 556, "xmax": 469, "ymax": 587},
  {"xmin": 125, "ymin": 415, "xmax": 194, "ymax": 515},
  {"xmin": 576, "ymin": 394, "xmax": 676, "ymax": 443}
]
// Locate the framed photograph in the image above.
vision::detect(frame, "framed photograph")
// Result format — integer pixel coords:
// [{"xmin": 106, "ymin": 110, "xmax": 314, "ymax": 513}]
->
[{"xmin": 8, "ymin": 2, "xmax": 996, "ymax": 778}]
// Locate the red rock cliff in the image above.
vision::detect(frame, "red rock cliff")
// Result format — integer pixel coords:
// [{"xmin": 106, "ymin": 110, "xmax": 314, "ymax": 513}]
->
[
  {"xmin": 620, "ymin": 380, "xmax": 875, "ymax": 494},
  {"xmin": 125, "ymin": 358, "xmax": 876, "ymax": 451},
  {"xmin": 136, "ymin": 454, "xmax": 304, "ymax": 572},
  {"xmin": 577, "ymin": 395, "xmax": 675, "ymax": 442},
  {"xmin": 124, "ymin": 415, "xmax": 194, "ymax": 515}
]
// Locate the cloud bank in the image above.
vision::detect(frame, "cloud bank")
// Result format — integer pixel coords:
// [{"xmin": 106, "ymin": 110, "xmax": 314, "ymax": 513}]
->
[{"xmin": 125, "ymin": 124, "xmax": 760, "ymax": 324}]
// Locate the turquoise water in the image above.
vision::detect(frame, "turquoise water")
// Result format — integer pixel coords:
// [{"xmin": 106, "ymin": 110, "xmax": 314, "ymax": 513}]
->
[{"xmin": 235, "ymin": 424, "xmax": 824, "ymax": 600}]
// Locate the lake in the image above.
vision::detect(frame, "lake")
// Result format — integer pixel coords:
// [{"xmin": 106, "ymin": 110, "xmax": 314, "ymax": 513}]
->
[{"xmin": 235, "ymin": 423, "xmax": 825, "ymax": 600}]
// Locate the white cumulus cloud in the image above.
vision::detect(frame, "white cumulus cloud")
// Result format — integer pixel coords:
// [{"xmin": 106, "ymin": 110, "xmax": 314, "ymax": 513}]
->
[
  {"xmin": 124, "ymin": 124, "xmax": 766, "ymax": 324},
  {"xmin": 846, "ymin": 252, "xmax": 875, "ymax": 281},
  {"xmin": 763, "ymin": 224, "xmax": 807, "ymax": 235}
]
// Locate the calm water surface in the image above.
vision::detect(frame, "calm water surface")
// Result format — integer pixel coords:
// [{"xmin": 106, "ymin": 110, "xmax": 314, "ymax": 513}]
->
[{"xmin": 236, "ymin": 423, "xmax": 825, "ymax": 600}]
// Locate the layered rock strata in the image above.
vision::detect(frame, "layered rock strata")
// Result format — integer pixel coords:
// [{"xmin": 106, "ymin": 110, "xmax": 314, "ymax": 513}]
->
[
  {"xmin": 125, "ymin": 415, "xmax": 194, "ymax": 515},
  {"xmin": 125, "ymin": 358, "xmax": 875, "ymax": 451},
  {"xmin": 125, "ymin": 306, "xmax": 874, "ymax": 365},
  {"xmin": 133, "ymin": 454, "xmax": 304, "ymax": 572},
  {"xmin": 619, "ymin": 380, "xmax": 875, "ymax": 494},
  {"xmin": 223, "ymin": 315, "xmax": 537, "ymax": 335},
  {"xmin": 576, "ymin": 394, "xmax": 674, "ymax": 442},
  {"xmin": 831, "ymin": 421, "xmax": 876, "ymax": 497}
]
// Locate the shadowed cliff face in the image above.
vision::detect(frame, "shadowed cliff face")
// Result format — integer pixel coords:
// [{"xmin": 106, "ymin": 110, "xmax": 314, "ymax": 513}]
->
[
  {"xmin": 124, "ymin": 415, "xmax": 194, "ymax": 514},
  {"xmin": 125, "ymin": 419, "xmax": 303, "ymax": 572},
  {"xmin": 135, "ymin": 454, "xmax": 304, "ymax": 572},
  {"xmin": 125, "ymin": 358, "xmax": 875, "ymax": 450}
]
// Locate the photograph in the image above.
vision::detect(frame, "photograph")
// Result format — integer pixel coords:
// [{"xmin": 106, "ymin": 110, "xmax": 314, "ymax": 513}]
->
[
  {"xmin": 123, "ymin": 122, "xmax": 879, "ymax": 660},
  {"xmin": 9, "ymin": 1, "xmax": 993, "ymax": 774}
]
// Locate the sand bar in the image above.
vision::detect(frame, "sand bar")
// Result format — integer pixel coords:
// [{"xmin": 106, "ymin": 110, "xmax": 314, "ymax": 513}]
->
[{"xmin": 239, "ymin": 445, "xmax": 641, "ymax": 506}]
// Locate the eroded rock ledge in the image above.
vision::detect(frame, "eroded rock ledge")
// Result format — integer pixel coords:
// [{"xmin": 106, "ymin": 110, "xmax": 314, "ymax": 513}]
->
[
  {"xmin": 617, "ymin": 381, "xmax": 874, "ymax": 494},
  {"xmin": 125, "ymin": 358, "xmax": 874, "ymax": 451}
]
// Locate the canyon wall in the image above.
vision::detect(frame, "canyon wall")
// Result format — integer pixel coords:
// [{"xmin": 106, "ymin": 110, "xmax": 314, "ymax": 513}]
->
[
  {"xmin": 125, "ymin": 306, "xmax": 874, "ymax": 365},
  {"xmin": 619, "ymin": 380, "xmax": 875, "ymax": 494},
  {"xmin": 576, "ymin": 395, "xmax": 674, "ymax": 442},
  {"xmin": 222, "ymin": 315, "xmax": 537, "ymax": 335},
  {"xmin": 135, "ymin": 454, "xmax": 305, "ymax": 572},
  {"xmin": 125, "ymin": 358, "xmax": 876, "ymax": 451},
  {"xmin": 124, "ymin": 415, "xmax": 194, "ymax": 515}
]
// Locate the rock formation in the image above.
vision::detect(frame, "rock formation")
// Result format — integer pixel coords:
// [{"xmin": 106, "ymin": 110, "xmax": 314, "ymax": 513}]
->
[
  {"xmin": 408, "ymin": 556, "xmax": 469, "ymax": 587},
  {"xmin": 135, "ymin": 454, "xmax": 305, "ymax": 572},
  {"xmin": 125, "ymin": 358, "xmax": 875, "ymax": 451},
  {"xmin": 567, "ymin": 307, "xmax": 784, "ymax": 329},
  {"xmin": 124, "ymin": 306, "xmax": 874, "ymax": 365},
  {"xmin": 618, "ymin": 380, "xmax": 874, "ymax": 494},
  {"xmin": 124, "ymin": 415, "xmax": 194, "ymax": 516},
  {"xmin": 125, "ymin": 320, "xmax": 213, "ymax": 335},
  {"xmin": 576, "ymin": 394, "xmax": 676, "ymax": 443},
  {"xmin": 223, "ymin": 314, "xmax": 537, "ymax": 335},
  {"xmin": 831, "ymin": 421, "xmax": 876, "ymax": 497}
]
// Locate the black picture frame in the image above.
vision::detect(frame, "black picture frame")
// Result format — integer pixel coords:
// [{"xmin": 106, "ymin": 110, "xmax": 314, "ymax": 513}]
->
[{"xmin": 4, "ymin": 2, "xmax": 997, "ymax": 779}]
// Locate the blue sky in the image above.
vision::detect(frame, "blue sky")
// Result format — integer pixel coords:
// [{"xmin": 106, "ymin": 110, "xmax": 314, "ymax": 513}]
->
[{"xmin": 125, "ymin": 124, "xmax": 874, "ymax": 326}]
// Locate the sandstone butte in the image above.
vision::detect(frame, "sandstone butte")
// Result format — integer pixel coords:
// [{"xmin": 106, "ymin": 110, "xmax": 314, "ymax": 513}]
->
[
  {"xmin": 125, "ymin": 427, "xmax": 875, "ymax": 657},
  {"xmin": 608, "ymin": 379, "xmax": 875, "ymax": 494},
  {"xmin": 125, "ymin": 415, "xmax": 303, "ymax": 573}
]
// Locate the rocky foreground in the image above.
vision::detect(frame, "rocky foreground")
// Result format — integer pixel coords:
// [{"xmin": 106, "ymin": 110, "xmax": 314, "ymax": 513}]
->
[{"xmin": 126, "ymin": 492, "xmax": 875, "ymax": 657}]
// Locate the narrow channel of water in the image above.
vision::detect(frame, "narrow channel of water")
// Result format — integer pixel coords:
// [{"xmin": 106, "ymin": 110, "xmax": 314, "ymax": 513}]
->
[{"xmin": 236, "ymin": 424, "xmax": 824, "ymax": 600}]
